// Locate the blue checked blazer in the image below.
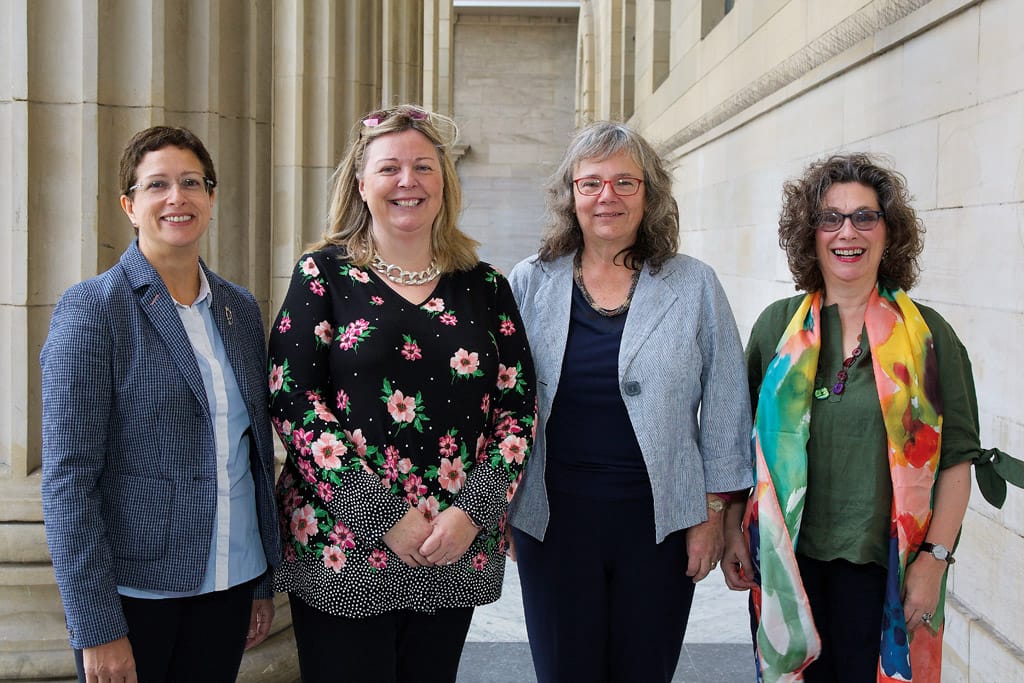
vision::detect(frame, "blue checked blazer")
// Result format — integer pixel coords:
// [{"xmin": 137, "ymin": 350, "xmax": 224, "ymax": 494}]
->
[
  {"xmin": 40, "ymin": 241, "xmax": 281, "ymax": 650},
  {"xmin": 506, "ymin": 253, "xmax": 754, "ymax": 543}
]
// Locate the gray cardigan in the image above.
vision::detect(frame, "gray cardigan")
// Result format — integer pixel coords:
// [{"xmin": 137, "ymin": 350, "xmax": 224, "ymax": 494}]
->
[{"xmin": 507, "ymin": 252, "xmax": 753, "ymax": 543}]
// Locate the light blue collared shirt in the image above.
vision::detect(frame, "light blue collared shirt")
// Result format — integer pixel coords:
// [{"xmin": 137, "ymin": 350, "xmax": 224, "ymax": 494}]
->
[{"xmin": 119, "ymin": 269, "xmax": 267, "ymax": 598}]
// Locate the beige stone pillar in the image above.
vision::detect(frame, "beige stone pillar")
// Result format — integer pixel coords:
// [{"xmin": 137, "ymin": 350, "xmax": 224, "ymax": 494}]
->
[
  {"xmin": 576, "ymin": 0, "xmax": 597, "ymax": 123},
  {"xmin": 423, "ymin": 0, "xmax": 454, "ymax": 116},
  {"xmin": 0, "ymin": 2, "xmax": 285, "ymax": 680}
]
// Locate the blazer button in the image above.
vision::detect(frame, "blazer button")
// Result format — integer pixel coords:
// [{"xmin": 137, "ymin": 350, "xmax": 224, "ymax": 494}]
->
[{"xmin": 623, "ymin": 381, "xmax": 641, "ymax": 396}]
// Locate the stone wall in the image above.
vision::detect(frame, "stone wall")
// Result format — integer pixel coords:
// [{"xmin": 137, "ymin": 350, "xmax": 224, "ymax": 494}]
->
[
  {"xmin": 452, "ymin": 13, "xmax": 579, "ymax": 275},
  {"xmin": 582, "ymin": 0, "xmax": 1024, "ymax": 677}
]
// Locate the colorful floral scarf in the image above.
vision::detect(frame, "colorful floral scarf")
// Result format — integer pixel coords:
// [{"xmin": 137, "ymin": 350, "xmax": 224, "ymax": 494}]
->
[{"xmin": 747, "ymin": 285, "xmax": 945, "ymax": 682}]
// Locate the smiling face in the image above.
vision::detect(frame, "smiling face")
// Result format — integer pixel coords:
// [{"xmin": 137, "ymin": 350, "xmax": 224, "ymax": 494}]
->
[
  {"xmin": 815, "ymin": 182, "xmax": 887, "ymax": 299},
  {"xmin": 120, "ymin": 146, "xmax": 214, "ymax": 259},
  {"xmin": 573, "ymin": 150, "xmax": 646, "ymax": 253},
  {"xmin": 358, "ymin": 128, "xmax": 444, "ymax": 243}
]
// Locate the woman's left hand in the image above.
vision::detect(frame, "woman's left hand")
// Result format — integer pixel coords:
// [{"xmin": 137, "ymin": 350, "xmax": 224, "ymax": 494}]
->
[
  {"xmin": 419, "ymin": 506, "xmax": 481, "ymax": 566},
  {"xmin": 902, "ymin": 554, "xmax": 945, "ymax": 631},
  {"xmin": 685, "ymin": 511, "xmax": 725, "ymax": 583},
  {"xmin": 245, "ymin": 598, "xmax": 275, "ymax": 650}
]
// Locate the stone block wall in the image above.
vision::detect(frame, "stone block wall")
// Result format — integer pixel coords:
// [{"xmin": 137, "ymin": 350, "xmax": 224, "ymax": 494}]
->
[
  {"xmin": 604, "ymin": 0, "xmax": 1024, "ymax": 676},
  {"xmin": 452, "ymin": 13, "xmax": 579, "ymax": 275}
]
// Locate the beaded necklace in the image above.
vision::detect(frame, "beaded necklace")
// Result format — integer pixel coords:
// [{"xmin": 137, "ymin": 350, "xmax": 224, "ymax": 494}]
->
[
  {"xmin": 572, "ymin": 252, "xmax": 641, "ymax": 317},
  {"xmin": 814, "ymin": 335, "xmax": 862, "ymax": 400}
]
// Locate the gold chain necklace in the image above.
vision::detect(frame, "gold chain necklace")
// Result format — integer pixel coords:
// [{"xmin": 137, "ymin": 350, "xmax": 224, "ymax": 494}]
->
[
  {"xmin": 371, "ymin": 254, "xmax": 440, "ymax": 286},
  {"xmin": 572, "ymin": 252, "xmax": 641, "ymax": 317}
]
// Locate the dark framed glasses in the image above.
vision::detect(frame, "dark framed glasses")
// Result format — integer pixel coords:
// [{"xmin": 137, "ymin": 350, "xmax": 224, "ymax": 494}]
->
[{"xmin": 815, "ymin": 209, "xmax": 885, "ymax": 232}]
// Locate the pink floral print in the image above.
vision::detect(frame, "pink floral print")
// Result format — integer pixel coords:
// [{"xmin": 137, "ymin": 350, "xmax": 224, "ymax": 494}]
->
[{"xmin": 268, "ymin": 250, "xmax": 536, "ymax": 619}]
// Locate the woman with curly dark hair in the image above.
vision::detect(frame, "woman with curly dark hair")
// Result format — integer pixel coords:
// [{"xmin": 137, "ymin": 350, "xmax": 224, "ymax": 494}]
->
[
  {"xmin": 724, "ymin": 153, "xmax": 978, "ymax": 682},
  {"xmin": 507, "ymin": 121, "xmax": 753, "ymax": 682}
]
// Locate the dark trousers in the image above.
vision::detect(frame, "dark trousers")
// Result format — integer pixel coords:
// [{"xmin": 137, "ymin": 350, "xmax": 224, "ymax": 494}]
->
[
  {"xmin": 74, "ymin": 579, "xmax": 255, "ymax": 683},
  {"xmin": 797, "ymin": 554, "xmax": 888, "ymax": 683},
  {"xmin": 288, "ymin": 594, "xmax": 474, "ymax": 683},
  {"xmin": 513, "ymin": 490, "xmax": 695, "ymax": 683}
]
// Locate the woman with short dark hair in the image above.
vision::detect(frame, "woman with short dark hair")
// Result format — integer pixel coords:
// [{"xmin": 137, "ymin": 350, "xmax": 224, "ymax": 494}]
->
[{"xmin": 41, "ymin": 125, "xmax": 280, "ymax": 682}]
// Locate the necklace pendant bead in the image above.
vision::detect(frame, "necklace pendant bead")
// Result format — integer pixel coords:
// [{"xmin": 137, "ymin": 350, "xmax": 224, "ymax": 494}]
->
[{"xmin": 814, "ymin": 387, "xmax": 830, "ymax": 400}]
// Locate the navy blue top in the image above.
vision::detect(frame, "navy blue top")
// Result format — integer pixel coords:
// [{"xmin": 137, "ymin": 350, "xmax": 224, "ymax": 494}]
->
[{"xmin": 545, "ymin": 282, "xmax": 650, "ymax": 499}]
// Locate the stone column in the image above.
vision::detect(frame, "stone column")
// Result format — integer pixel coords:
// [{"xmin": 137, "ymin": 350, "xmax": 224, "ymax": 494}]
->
[
  {"xmin": 423, "ymin": 0, "xmax": 455, "ymax": 116},
  {"xmin": 0, "ymin": 2, "xmax": 284, "ymax": 680}
]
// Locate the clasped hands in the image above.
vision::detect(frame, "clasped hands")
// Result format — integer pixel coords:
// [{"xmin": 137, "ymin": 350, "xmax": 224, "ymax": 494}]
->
[{"xmin": 383, "ymin": 505, "xmax": 480, "ymax": 567}]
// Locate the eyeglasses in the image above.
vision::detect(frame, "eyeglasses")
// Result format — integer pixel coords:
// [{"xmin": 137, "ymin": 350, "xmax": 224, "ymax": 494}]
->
[
  {"xmin": 128, "ymin": 174, "xmax": 213, "ymax": 198},
  {"xmin": 815, "ymin": 209, "xmax": 885, "ymax": 232},
  {"xmin": 573, "ymin": 177, "xmax": 644, "ymax": 196},
  {"xmin": 362, "ymin": 107, "xmax": 430, "ymax": 128}
]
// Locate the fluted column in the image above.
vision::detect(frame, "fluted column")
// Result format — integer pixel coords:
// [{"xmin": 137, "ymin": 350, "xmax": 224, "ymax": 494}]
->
[
  {"xmin": 0, "ymin": 2, "xmax": 280, "ymax": 680},
  {"xmin": 423, "ymin": 0, "xmax": 454, "ymax": 116},
  {"xmin": 271, "ymin": 0, "xmax": 384, "ymax": 306}
]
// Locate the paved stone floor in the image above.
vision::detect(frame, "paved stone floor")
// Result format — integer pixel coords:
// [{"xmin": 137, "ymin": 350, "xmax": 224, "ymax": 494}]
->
[{"xmin": 456, "ymin": 561, "xmax": 757, "ymax": 682}]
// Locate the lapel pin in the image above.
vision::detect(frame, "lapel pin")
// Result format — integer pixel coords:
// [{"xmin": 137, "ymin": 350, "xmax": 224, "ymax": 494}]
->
[{"xmin": 225, "ymin": 306, "xmax": 234, "ymax": 325}]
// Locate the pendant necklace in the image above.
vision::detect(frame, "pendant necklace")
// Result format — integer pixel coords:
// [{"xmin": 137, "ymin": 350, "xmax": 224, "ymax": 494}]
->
[{"xmin": 814, "ymin": 335, "xmax": 863, "ymax": 400}]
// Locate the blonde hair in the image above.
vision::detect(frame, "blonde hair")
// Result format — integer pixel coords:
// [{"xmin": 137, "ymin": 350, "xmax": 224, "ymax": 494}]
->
[{"xmin": 312, "ymin": 104, "xmax": 479, "ymax": 272}]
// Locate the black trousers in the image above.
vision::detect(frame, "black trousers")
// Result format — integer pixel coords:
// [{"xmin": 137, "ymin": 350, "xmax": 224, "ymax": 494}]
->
[
  {"xmin": 288, "ymin": 594, "xmax": 474, "ymax": 683},
  {"xmin": 513, "ymin": 490, "xmax": 695, "ymax": 683},
  {"xmin": 797, "ymin": 554, "xmax": 888, "ymax": 683},
  {"xmin": 74, "ymin": 579, "xmax": 255, "ymax": 683}
]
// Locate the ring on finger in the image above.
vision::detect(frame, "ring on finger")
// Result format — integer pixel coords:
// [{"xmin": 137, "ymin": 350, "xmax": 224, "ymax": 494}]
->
[{"xmin": 921, "ymin": 612, "xmax": 933, "ymax": 624}]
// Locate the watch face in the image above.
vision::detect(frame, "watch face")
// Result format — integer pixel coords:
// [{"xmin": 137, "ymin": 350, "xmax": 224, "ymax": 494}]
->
[{"xmin": 933, "ymin": 545, "xmax": 949, "ymax": 560}]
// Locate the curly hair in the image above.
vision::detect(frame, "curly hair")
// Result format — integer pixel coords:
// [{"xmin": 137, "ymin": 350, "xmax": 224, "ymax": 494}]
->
[
  {"xmin": 537, "ymin": 121, "xmax": 679, "ymax": 273},
  {"xmin": 778, "ymin": 153, "xmax": 924, "ymax": 292},
  {"xmin": 313, "ymin": 104, "xmax": 479, "ymax": 273}
]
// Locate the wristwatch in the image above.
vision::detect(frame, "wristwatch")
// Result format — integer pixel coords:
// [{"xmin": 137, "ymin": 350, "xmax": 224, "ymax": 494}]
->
[
  {"xmin": 918, "ymin": 542, "xmax": 955, "ymax": 564},
  {"xmin": 706, "ymin": 496, "xmax": 727, "ymax": 514}
]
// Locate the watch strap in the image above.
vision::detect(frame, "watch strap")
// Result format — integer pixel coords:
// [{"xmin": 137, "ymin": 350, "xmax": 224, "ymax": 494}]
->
[{"xmin": 918, "ymin": 542, "xmax": 955, "ymax": 564}]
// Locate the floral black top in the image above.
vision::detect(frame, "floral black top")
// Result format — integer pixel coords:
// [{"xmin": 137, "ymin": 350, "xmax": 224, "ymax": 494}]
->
[{"xmin": 268, "ymin": 246, "xmax": 536, "ymax": 618}]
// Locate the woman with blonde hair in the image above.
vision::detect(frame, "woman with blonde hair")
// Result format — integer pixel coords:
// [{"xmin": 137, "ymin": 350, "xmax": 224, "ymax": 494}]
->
[{"xmin": 268, "ymin": 105, "xmax": 536, "ymax": 683}]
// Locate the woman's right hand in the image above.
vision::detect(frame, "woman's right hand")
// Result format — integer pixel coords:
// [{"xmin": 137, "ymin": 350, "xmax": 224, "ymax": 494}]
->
[
  {"xmin": 83, "ymin": 636, "xmax": 137, "ymax": 683},
  {"xmin": 722, "ymin": 501, "xmax": 757, "ymax": 591},
  {"xmin": 382, "ymin": 508, "xmax": 434, "ymax": 566}
]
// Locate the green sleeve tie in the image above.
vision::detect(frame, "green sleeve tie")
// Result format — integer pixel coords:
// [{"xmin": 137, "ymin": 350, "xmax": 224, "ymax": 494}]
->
[{"xmin": 973, "ymin": 447, "xmax": 1024, "ymax": 509}]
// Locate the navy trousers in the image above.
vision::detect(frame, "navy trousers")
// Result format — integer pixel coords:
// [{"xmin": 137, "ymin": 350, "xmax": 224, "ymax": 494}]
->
[{"xmin": 513, "ymin": 490, "xmax": 695, "ymax": 683}]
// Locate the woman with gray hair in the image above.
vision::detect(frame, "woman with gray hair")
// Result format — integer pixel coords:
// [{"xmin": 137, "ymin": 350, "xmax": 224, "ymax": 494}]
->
[{"xmin": 507, "ymin": 121, "xmax": 752, "ymax": 682}]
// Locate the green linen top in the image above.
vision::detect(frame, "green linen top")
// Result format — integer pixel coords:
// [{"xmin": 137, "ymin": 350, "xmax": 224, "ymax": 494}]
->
[{"xmin": 746, "ymin": 294, "xmax": 981, "ymax": 568}]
